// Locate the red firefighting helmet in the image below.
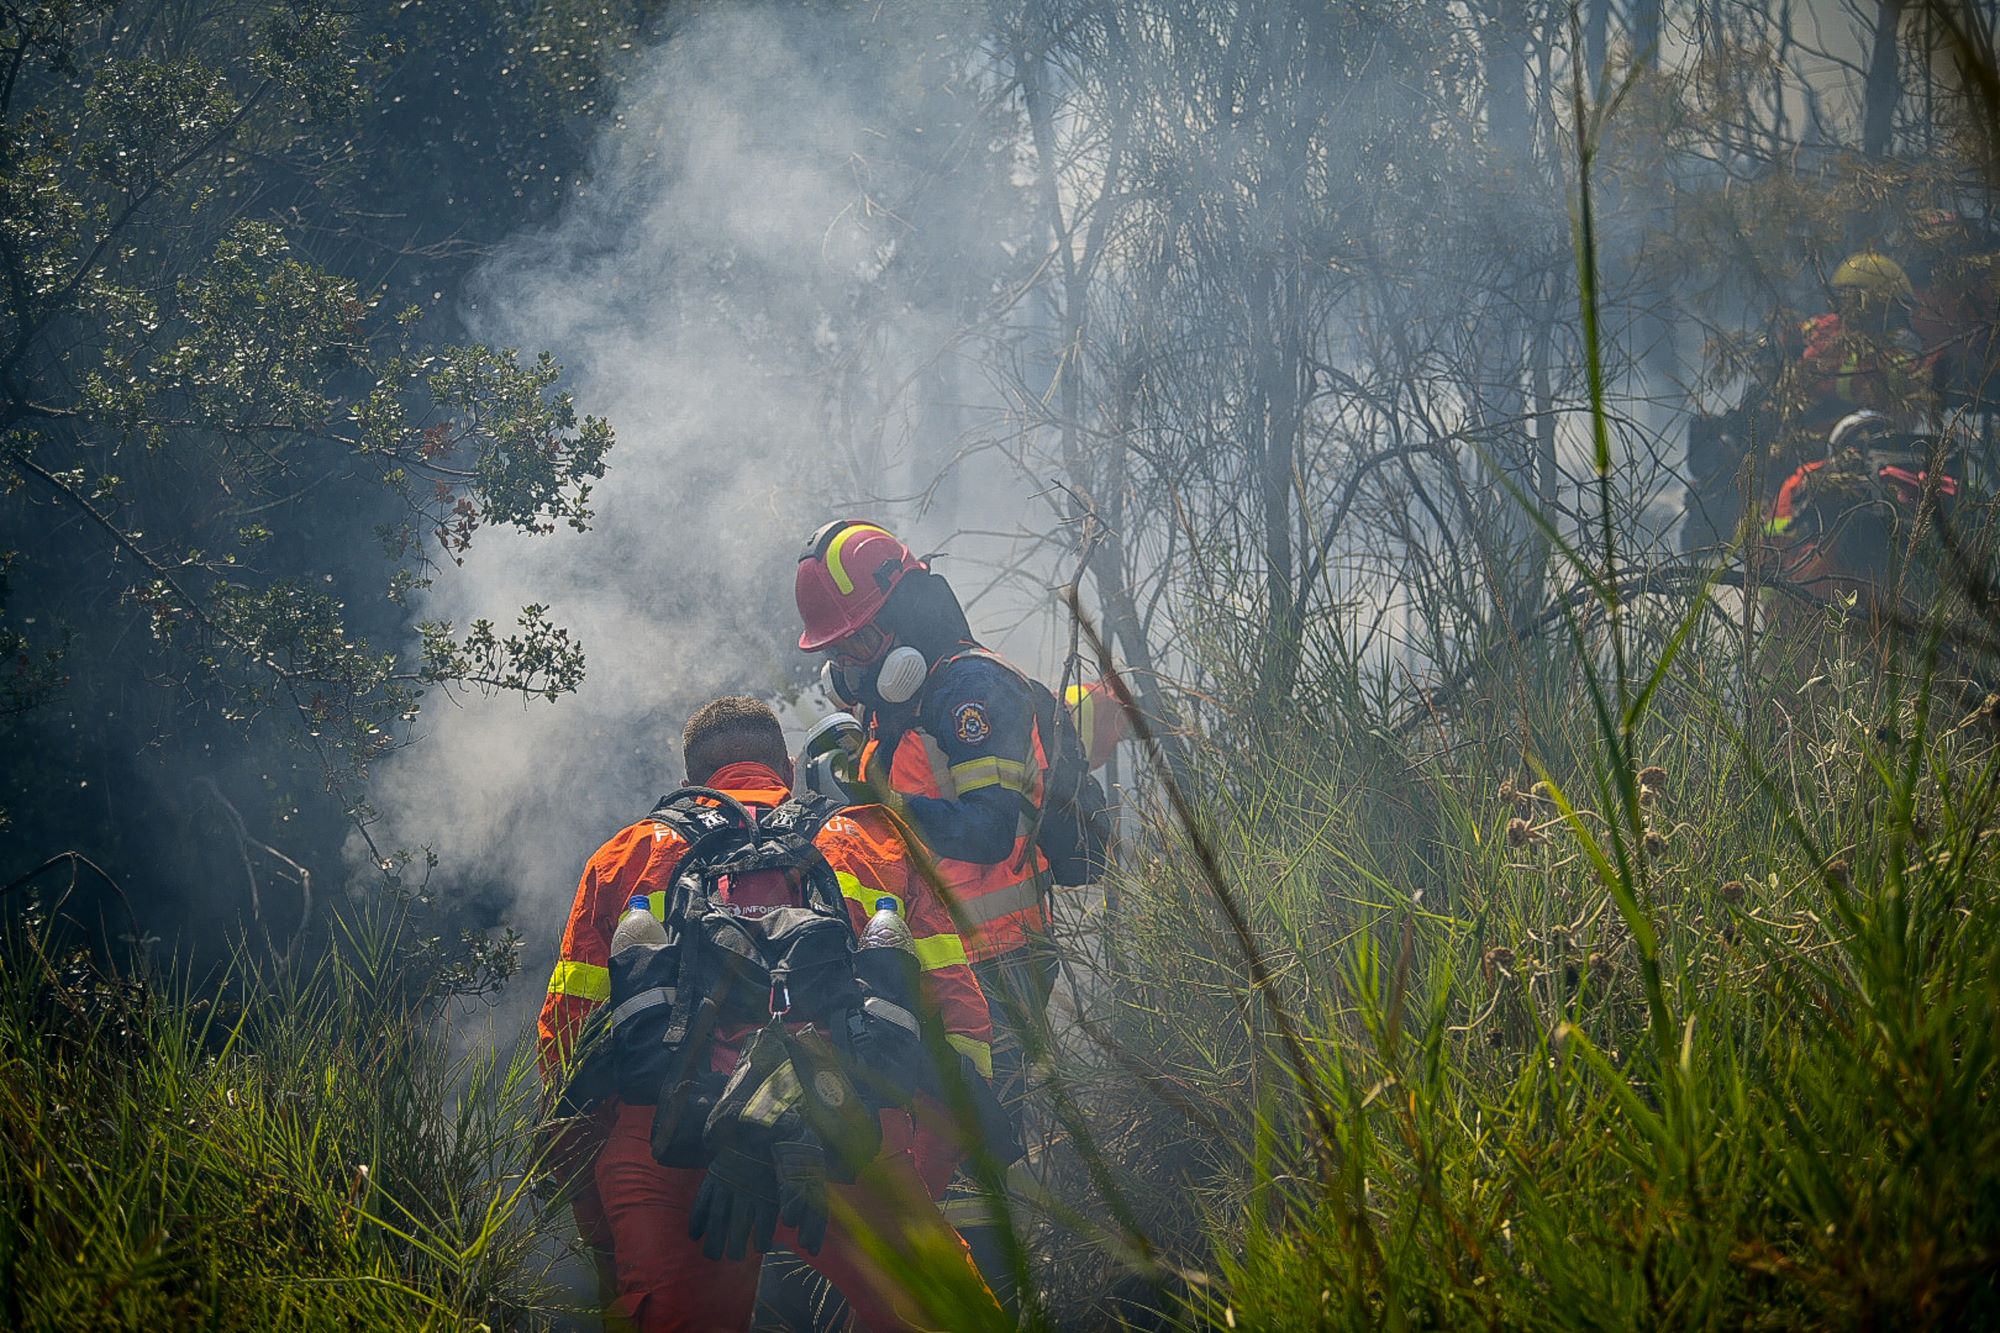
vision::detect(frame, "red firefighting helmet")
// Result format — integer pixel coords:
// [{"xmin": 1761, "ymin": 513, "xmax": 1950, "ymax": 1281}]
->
[{"xmin": 796, "ymin": 521, "xmax": 927, "ymax": 652}]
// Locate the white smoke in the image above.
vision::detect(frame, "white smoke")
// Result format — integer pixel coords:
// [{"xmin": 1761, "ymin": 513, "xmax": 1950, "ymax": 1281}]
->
[{"xmin": 364, "ymin": 7, "xmax": 1059, "ymax": 1031}]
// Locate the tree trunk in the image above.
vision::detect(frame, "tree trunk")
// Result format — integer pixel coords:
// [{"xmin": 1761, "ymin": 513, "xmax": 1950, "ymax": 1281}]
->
[{"xmin": 1864, "ymin": 0, "xmax": 1906, "ymax": 157}]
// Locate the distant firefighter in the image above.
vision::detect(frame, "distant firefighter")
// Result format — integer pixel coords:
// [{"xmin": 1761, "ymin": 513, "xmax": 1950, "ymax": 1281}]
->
[
  {"xmin": 1791, "ymin": 252, "xmax": 1931, "ymax": 430},
  {"xmin": 1760, "ymin": 409, "xmax": 1958, "ymax": 603}
]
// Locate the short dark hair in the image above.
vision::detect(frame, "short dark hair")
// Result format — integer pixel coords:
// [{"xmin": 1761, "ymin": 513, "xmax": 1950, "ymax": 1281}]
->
[{"xmin": 682, "ymin": 696, "xmax": 789, "ymax": 784}]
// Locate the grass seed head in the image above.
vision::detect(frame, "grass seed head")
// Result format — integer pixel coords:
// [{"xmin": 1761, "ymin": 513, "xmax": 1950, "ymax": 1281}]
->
[
  {"xmin": 1643, "ymin": 827, "xmax": 1668, "ymax": 856},
  {"xmin": 1720, "ymin": 879, "xmax": 1747, "ymax": 906},
  {"xmin": 1506, "ymin": 817, "xmax": 1546, "ymax": 848}
]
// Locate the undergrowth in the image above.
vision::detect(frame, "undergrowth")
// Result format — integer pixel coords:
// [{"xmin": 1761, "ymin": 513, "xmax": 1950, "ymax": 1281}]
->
[
  {"xmin": 1044, "ymin": 601, "xmax": 2000, "ymax": 1330},
  {"xmin": 0, "ymin": 900, "xmax": 563, "ymax": 1331}
]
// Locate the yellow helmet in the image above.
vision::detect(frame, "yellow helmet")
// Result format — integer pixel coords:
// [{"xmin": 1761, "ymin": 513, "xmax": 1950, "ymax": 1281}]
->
[{"xmin": 1830, "ymin": 252, "xmax": 1914, "ymax": 304}]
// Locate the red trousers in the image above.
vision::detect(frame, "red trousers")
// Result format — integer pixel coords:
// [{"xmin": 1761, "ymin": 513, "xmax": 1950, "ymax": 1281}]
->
[{"xmin": 590, "ymin": 1100, "xmax": 989, "ymax": 1333}]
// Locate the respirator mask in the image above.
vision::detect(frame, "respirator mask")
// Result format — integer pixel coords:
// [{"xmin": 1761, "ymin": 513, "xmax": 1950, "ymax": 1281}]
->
[{"xmin": 821, "ymin": 640, "xmax": 928, "ymax": 709}]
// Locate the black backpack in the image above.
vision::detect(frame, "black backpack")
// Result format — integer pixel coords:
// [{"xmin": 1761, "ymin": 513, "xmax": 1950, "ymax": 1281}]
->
[
  {"xmin": 578, "ymin": 787, "xmax": 883, "ymax": 1162},
  {"xmin": 940, "ymin": 649, "xmax": 1114, "ymax": 887}
]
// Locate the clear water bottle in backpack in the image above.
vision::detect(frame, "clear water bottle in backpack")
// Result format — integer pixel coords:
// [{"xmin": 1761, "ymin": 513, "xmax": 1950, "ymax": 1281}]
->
[
  {"xmin": 610, "ymin": 895, "xmax": 667, "ymax": 954},
  {"xmin": 856, "ymin": 896, "xmax": 921, "ymax": 1017},
  {"xmin": 859, "ymin": 897, "xmax": 914, "ymax": 954}
]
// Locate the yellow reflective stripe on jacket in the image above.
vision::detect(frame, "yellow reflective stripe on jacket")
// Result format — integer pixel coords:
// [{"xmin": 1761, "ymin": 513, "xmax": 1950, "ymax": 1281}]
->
[
  {"xmin": 837, "ymin": 871, "xmax": 969, "ymax": 972},
  {"xmin": 947, "ymin": 1031, "xmax": 994, "ymax": 1079},
  {"xmin": 959, "ymin": 875, "xmax": 1044, "ymax": 927},
  {"xmin": 913, "ymin": 931, "xmax": 969, "ymax": 971},
  {"xmin": 548, "ymin": 959, "xmax": 610, "ymax": 1003},
  {"xmin": 947, "ymin": 754, "xmax": 1035, "ymax": 797},
  {"xmin": 836, "ymin": 870, "xmax": 903, "ymax": 920}
]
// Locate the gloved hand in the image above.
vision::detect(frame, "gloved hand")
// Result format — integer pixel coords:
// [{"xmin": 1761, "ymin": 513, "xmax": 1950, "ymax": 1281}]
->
[
  {"xmin": 826, "ymin": 746, "xmax": 885, "ymax": 807},
  {"xmin": 770, "ymin": 1135, "xmax": 830, "ymax": 1255},
  {"xmin": 687, "ymin": 1145, "xmax": 780, "ymax": 1261}
]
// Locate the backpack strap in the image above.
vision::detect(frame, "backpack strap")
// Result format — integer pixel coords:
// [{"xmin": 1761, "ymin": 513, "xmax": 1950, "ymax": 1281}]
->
[
  {"xmin": 701, "ymin": 793, "xmax": 848, "ymax": 920},
  {"xmin": 647, "ymin": 787, "xmax": 765, "ymax": 1053}
]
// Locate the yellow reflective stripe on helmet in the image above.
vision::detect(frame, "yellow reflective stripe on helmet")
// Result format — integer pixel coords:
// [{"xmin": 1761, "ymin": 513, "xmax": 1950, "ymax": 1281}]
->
[
  {"xmin": 1068, "ymin": 683, "xmax": 1095, "ymax": 748},
  {"xmin": 836, "ymin": 870, "xmax": 903, "ymax": 919},
  {"xmin": 948, "ymin": 755, "xmax": 1034, "ymax": 797},
  {"xmin": 548, "ymin": 959, "xmax": 611, "ymax": 1003},
  {"xmin": 913, "ymin": 931, "xmax": 969, "ymax": 971},
  {"xmin": 947, "ymin": 1031, "xmax": 994, "ymax": 1079},
  {"xmin": 826, "ymin": 523, "xmax": 892, "ymax": 596}
]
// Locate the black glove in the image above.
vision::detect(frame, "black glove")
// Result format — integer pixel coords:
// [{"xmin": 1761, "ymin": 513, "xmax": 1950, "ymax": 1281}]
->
[
  {"xmin": 770, "ymin": 1135, "xmax": 831, "ymax": 1255},
  {"xmin": 687, "ymin": 1145, "xmax": 779, "ymax": 1261}
]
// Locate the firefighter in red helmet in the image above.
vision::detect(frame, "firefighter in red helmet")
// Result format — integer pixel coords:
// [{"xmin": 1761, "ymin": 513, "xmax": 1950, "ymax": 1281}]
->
[{"xmin": 795, "ymin": 519, "xmax": 1071, "ymax": 1312}]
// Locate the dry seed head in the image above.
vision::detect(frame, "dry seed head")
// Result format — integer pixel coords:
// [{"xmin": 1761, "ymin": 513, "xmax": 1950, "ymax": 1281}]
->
[
  {"xmin": 1482, "ymin": 946, "xmax": 1515, "ymax": 983},
  {"xmin": 1643, "ymin": 827, "xmax": 1668, "ymax": 856},
  {"xmin": 1637, "ymin": 765, "xmax": 1667, "ymax": 791},
  {"xmin": 1506, "ymin": 817, "xmax": 1546, "ymax": 848},
  {"xmin": 1825, "ymin": 858, "xmax": 1850, "ymax": 889},
  {"xmin": 1498, "ymin": 777, "xmax": 1517, "ymax": 805},
  {"xmin": 1719, "ymin": 879, "xmax": 1746, "ymax": 906}
]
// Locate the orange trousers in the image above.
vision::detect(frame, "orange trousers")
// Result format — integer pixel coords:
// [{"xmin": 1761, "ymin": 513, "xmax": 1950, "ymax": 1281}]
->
[{"xmin": 591, "ymin": 1100, "xmax": 990, "ymax": 1333}]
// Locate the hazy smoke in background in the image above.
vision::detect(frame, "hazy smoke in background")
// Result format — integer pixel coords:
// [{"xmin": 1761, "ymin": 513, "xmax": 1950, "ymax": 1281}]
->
[{"xmin": 366, "ymin": 6, "xmax": 1054, "ymax": 1028}]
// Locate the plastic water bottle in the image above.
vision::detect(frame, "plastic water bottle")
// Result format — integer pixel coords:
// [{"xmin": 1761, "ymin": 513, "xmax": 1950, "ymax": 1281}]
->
[
  {"xmin": 856, "ymin": 897, "xmax": 922, "ymax": 1023},
  {"xmin": 610, "ymin": 895, "xmax": 668, "ymax": 954},
  {"xmin": 859, "ymin": 897, "xmax": 915, "ymax": 954}
]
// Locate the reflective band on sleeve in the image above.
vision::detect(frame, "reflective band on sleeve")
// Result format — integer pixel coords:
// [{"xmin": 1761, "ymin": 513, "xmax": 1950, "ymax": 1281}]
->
[
  {"xmin": 836, "ymin": 871, "xmax": 972, "ymax": 970},
  {"xmin": 912, "ymin": 931, "xmax": 969, "ymax": 971},
  {"xmin": 547, "ymin": 959, "xmax": 611, "ymax": 1002},
  {"xmin": 608, "ymin": 986, "xmax": 674, "ymax": 1028},
  {"xmin": 835, "ymin": 870, "xmax": 903, "ymax": 920},
  {"xmin": 947, "ymin": 1031, "xmax": 994, "ymax": 1078},
  {"xmin": 959, "ymin": 876, "xmax": 1045, "ymax": 927},
  {"xmin": 862, "ymin": 995, "xmax": 920, "ymax": 1036},
  {"xmin": 947, "ymin": 755, "xmax": 1035, "ymax": 797},
  {"xmin": 938, "ymin": 1195, "xmax": 999, "ymax": 1228}
]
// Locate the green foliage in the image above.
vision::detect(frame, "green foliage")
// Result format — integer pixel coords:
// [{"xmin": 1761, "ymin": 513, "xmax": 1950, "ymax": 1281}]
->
[
  {"xmin": 0, "ymin": 0, "xmax": 624, "ymax": 839},
  {"xmin": 0, "ymin": 899, "xmax": 564, "ymax": 1331},
  {"xmin": 1055, "ymin": 608, "xmax": 2000, "ymax": 1329}
]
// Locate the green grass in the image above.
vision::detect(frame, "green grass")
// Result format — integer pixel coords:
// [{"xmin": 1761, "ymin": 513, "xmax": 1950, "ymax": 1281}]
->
[
  {"xmin": 0, "ymin": 900, "xmax": 565, "ymax": 1331},
  {"xmin": 1046, "ymin": 600, "xmax": 2000, "ymax": 1328}
]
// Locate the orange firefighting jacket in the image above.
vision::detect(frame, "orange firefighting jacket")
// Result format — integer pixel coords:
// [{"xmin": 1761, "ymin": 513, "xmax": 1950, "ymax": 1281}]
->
[
  {"xmin": 537, "ymin": 761, "xmax": 994, "ymax": 1088},
  {"xmin": 866, "ymin": 648, "xmax": 1053, "ymax": 964},
  {"xmin": 1798, "ymin": 313, "xmax": 1928, "ymax": 420}
]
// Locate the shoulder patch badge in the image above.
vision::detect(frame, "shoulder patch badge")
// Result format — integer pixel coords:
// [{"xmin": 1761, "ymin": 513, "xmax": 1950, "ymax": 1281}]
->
[{"xmin": 952, "ymin": 700, "xmax": 991, "ymax": 745}]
